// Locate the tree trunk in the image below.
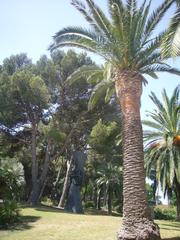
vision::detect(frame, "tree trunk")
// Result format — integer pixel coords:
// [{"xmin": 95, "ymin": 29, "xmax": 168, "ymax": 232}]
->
[
  {"xmin": 107, "ymin": 185, "xmax": 112, "ymax": 215},
  {"xmin": 38, "ymin": 141, "xmax": 54, "ymax": 201},
  {"xmin": 28, "ymin": 130, "xmax": 53, "ymax": 205},
  {"xmin": 58, "ymin": 158, "xmax": 73, "ymax": 208},
  {"xmin": 96, "ymin": 188, "xmax": 102, "ymax": 210},
  {"xmin": 115, "ymin": 70, "xmax": 160, "ymax": 240},
  {"xmin": 28, "ymin": 124, "xmax": 39, "ymax": 206},
  {"xmin": 174, "ymin": 174, "xmax": 180, "ymax": 221}
]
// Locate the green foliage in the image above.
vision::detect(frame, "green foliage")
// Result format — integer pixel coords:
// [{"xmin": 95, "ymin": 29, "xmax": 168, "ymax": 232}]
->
[
  {"xmin": 2, "ymin": 53, "xmax": 32, "ymax": 75},
  {"xmin": 83, "ymin": 201, "xmax": 95, "ymax": 209},
  {"xmin": 0, "ymin": 199, "xmax": 20, "ymax": 226},
  {"xmin": 146, "ymin": 183, "xmax": 155, "ymax": 206},
  {"xmin": 0, "ymin": 158, "xmax": 24, "ymax": 200},
  {"xmin": 12, "ymin": 70, "xmax": 50, "ymax": 111},
  {"xmin": 89, "ymin": 119, "xmax": 120, "ymax": 154},
  {"xmin": 154, "ymin": 205, "xmax": 176, "ymax": 220}
]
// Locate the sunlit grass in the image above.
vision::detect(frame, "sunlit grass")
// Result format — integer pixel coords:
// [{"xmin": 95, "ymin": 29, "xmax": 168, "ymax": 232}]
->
[{"xmin": 0, "ymin": 206, "xmax": 179, "ymax": 240}]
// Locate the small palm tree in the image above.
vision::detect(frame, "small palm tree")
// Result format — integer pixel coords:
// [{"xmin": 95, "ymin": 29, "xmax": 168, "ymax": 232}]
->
[
  {"xmin": 50, "ymin": 0, "xmax": 180, "ymax": 238},
  {"xmin": 96, "ymin": 163, "xmax": 122, "ymax": 215},
  {"xmin": 162, "ymin": 0, "xmax": 180, "ymax": 57},
  {"xmin": 143, "ymin": 86, "xmax": 180, "ymax": 220}
]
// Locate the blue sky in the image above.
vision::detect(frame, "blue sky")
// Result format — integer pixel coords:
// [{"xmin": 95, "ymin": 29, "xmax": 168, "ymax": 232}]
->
[{"xmin": 0, "ymin": 0, "xmax": 179, "ymax": 120}]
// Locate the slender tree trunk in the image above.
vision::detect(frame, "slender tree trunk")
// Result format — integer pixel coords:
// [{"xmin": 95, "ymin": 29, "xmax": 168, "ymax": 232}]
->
[
  {"xmin": 107, "ymin": 185, "xmax": 112, "ymax": 215},
  {"xmin": 28, "ymin": 124, "xmax": 40, "ymax": 206},
  {"xmin": 93, "ymin": 185, "xmax": 97, "ymax": 208},
  {"xmin": 38, "ymin": 141, "xmax": 54, "ymax": 201},
  {"xmin": 28, "ymin": 131, "xmax": 53, "ymax": 205},
  {"xmin": 103, "ymin": 185, "xmax": 108, "ymax": 208},
  {"xmin": 97, "ymin": 188, "xmax": 102, "ymax": 210},
  {"xmin": 58, "ymin": 158, "xmax": 73, "ymax": 208},
  {"xmin": 174, "ymin": 174, "xmax": 180, "ymax": 221},
  {"xmin": 115, "ymin": 70, "xmax": 160, "ymax": 240}
]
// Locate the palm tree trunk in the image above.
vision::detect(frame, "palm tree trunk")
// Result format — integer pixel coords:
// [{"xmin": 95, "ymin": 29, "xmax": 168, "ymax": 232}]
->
[
  {"xmin": 174, "ymin": 174, "xmax": 180, "ymax": 221},
  {"xmin": 115, "ymin": 70, "xmax": 160, "ymax": 240}
]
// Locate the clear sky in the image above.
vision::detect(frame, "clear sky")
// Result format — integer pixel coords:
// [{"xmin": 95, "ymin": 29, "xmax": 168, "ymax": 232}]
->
[{"xmin": 0, "ymin": 0, "xmax": 179, "ymax": 120}]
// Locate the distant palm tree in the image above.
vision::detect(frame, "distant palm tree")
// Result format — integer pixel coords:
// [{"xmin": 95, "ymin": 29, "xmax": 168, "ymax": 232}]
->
[
  {"xmin": 161, "ymin": 0, "xmax": 180, "ymax": 57},
  {"xmin": 143, "ymin": 86, "xmax": 180, "ymax": 220},
  {"xmin": 50, "ymin": 0, "xmax": 180, "ymax": 238},
  {"xmin": 96, "ymin": 163, "xmax": 122, "ymax": 215}
]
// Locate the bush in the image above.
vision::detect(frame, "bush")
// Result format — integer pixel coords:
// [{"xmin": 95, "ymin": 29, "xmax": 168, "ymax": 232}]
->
[
  {"xmin": 84, "ymin": 201, "xmax": 95, "ymax": 209},
  {"xmin": 0, "ymin": 199, "xmax": 20, "ymax": 226},
  {"xmin": 41, "ymin": 197, "xmax": 55, "ymax": 206},
  {"xmin": 154, "ymin": 205, "xmax": 176, "ymax": 220}
]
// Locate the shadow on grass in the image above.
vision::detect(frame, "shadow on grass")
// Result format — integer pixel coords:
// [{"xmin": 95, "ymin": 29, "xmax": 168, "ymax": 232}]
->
[
  {"xmin": 85, "ymin": 208, "xmax": 122, "ymax": 217},
  {"xmin": 162, "ymin": 238, "xmax": 180, "ymax": 240},
  {"xmin": 0, "ymin": 215, "xmax": 41, "ymax": 231},
  {"xmin": 160, "ymin": 222, "xmax": 180, "ymax": 228},
  {"xmin": 35, "ymin": 205, "xmax": 64, "ymax": 213},
  {"xmin": 34, "ymin": 205, "xmax": 121, "ymax": 217}
]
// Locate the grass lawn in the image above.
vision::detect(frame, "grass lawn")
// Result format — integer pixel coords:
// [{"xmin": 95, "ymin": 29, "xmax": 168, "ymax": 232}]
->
[{"xmin": 0, "ymin": 206, "xmax": 180, "ymax": 240}]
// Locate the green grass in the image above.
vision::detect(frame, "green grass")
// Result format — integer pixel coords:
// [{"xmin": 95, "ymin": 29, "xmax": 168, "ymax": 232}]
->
[{"xmin": 0, "ymin": 206, "xmax": 180, "ymax": 240}]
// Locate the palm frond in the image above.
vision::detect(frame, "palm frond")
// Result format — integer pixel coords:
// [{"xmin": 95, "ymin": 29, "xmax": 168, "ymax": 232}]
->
[
  {"xmin": 140, "ymin": 63, "xmax": 180, "ymax": 76},
  {"xmin": 66, "ymin": 65, "xmax": 102, "ymax": 85},
  {"xmin": 85, "ymin": 0, "xmax": 113, "ymax": 37},
  {"xmin": 143, "ymin": 120, "xmax": 163, "ymax": 131},
  {"xmin": 88, "ymin": 79, "xmax": 113, "ymax": 110},
  {"xmin": 161, "ymin": 7, "xmax": 180, "ymax": 57},
  {"xmin": 144, "ymin": 0, "xmax": 174, "ymax": 41},
  {"xmin": 71, "ymin": 0, "xmax": 101, "ymax": 32}
]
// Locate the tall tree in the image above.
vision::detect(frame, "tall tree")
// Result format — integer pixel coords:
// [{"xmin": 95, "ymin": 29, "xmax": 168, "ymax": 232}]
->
[
  {"xmin": 0, "ymin": 69, "xmax": 50, "ymax": 205},
  {"xmin": 50, "ymin": 0, "xmax": 180, "ymax": 239},
  {"xmin": 2, "ymin": 53, "xmax": 32, "ymax": 75},
  {"xmin": 143, "ymin": 86, "xmax": 180, "ymax": 220}
]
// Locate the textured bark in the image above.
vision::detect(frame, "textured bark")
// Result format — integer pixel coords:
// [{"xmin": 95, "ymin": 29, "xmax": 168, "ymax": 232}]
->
[
  {"xmin": 174, "ymin": 174, "xmax": 180, "ymax": 221},
  {"xmin": 115, "ymin": 70, "xmax": 160, "ymax": 240},
  {"xmin": 28, "ymin": 138, "xmax": 53, "ymax": 205},
  {"xmin": 58, "ymin": 159, "xmax": 73, "ymax": 208}
]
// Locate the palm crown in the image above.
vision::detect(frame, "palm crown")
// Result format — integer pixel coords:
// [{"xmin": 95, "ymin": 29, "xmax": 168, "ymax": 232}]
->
[
  {"xmin": 143, "ymin": 86, "xmax": 180, "ymax": 193},
  {"xmin": 50, "ymin": 0, "xmax": 180, "ymax": 78}
]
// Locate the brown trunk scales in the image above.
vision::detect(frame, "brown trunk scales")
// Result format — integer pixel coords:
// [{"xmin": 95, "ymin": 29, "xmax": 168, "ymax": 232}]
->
[{"xmin": 115, "ymin": 70, "xmax": 160, "ymax": 240}]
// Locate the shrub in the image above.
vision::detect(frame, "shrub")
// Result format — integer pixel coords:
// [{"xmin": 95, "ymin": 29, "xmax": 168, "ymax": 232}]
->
[
  {"xmin": 154, "ymin": 205, "xmax": 176, "ymax": 220},
  {"xmin": 0, "ymin": 199, "xmax": 20, "ymax": 226},
  {"xmin": 84, "ymin": 201, "xmax": 95, "ymax": 209},
  {"xmin": 41, "ymin": 197, "xmax": 55, "ymax": 206}
]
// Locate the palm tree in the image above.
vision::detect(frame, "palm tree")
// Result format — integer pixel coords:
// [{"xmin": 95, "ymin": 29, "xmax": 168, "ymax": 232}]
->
[
  {"xmin": 50, "ymin": 1, "xmax": 180, "ymax": 239},
  {"xmin": 96, "ymin": 163, "xmax": 122, "ymax": 215},
  {"xmin": 161, "ymin": 0, "xmax": 180, "ymax": 57},
  {"xmin": 143, "ymin": 86, "xmax": 180, "ymax": 221}
]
